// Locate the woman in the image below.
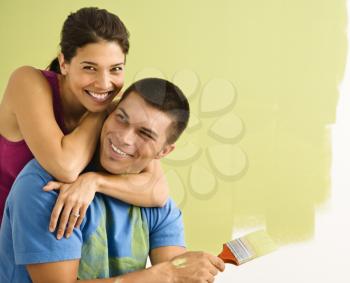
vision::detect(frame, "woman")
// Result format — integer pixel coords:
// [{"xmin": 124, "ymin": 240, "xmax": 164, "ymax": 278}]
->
[{"xmin": 0, "ymin": 7, "xmax": 168, "ymax": 236}]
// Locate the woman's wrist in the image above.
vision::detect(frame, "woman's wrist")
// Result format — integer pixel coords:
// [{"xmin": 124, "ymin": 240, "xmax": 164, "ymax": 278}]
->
[{"xmin": 92, "ymin": 172, "xmax": 104, "ymax": 193}]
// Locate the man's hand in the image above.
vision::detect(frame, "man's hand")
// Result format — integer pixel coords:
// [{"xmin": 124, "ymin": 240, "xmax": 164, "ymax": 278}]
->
[
  {"xmin": 43, "ymin": 172, "xmax": 98, "ymax": 239},
  {"xmin": 167, "ymin": 251, "xmax": 225, "ymax": 283}
]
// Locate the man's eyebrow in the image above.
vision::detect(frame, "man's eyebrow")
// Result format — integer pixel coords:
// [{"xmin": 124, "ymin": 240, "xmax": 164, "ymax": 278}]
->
[
  {"xmin": 80, "ymin": 61, "xmax": 125, "ymax": 66},
  {"xmin": 118, "ymin": 108, "xmax": 129, "ymax": 119},
  {"xmin": 140, "ymin": 127, "xmax": 158, "ymax": 140},
  {"xmin": 118, "ymin": 107, "xmax": 158, "ymax": 139}
]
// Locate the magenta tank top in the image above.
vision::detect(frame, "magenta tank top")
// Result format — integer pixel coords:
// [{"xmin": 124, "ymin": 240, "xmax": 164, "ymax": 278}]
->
[{"xmin": 0, "ymin": 70, "xmax": 67, "ymax": 223}]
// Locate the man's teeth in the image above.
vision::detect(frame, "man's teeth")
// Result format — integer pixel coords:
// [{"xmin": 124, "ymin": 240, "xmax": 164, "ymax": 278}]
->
[
  {"xmin": 111, "ymin": 143, "xmax": 128, "ymax": 157},
  {"xmin": 87, "ymin": 91, "xmax": 110, "ymax": 101}
]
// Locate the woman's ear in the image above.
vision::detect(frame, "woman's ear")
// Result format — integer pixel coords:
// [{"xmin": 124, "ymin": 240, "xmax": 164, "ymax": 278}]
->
[{"xmin": 58, "ymin": 53, "xmax": 68, "ymax": 75}]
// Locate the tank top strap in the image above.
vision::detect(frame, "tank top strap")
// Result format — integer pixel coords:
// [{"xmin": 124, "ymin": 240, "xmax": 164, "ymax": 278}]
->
[{"xmin": 40, "ymin": 70, "xmax": 68, "ymax": 134}]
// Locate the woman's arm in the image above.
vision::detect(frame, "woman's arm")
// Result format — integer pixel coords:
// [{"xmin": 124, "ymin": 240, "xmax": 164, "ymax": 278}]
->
[
  {"xmin": 5, "ymin": 66, "xmax": 105, "ymax": 182},
  {"xmin": 44, "ymin": 159, "xmax": 169, "ymax": 239},
  {"xmin": 95, "ymin": 159, "xmax": 169, "ymax": 207}
]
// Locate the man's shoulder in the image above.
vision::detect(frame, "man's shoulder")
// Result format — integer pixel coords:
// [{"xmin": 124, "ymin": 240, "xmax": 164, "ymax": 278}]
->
[
  {"xmin": 9, "ymin": 159, "xmax": 55, "ymax": 203},
  {"xmin": 141, "ymin": 198, "xmax": 182, "ymax": 227},
  {"xmin": 143, "ymin": 198, "xmax": 178, "ymax": 212},
  {"xmin": 141, "ymin": 198, "xmax": 185, "ymax": 249},
  {"xmin": 15, "ymin": 159, "xmax": 53, "ymax": 184}
]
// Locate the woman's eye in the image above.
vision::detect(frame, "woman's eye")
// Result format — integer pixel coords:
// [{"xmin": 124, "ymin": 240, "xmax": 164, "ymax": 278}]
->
[{"xmin": 111, "ymin": 66, "xmax": 123, "ymax": 73}]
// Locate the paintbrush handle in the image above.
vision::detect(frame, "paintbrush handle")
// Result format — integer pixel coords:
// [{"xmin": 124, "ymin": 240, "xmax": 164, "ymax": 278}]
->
[{"xmin": 218, "ymin": 244, "xmax": 239, "ymax": 265}]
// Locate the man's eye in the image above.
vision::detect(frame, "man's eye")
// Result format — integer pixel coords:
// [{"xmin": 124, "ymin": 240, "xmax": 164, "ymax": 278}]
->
[
  {"xmin": 83, "ymin": 66, "xmax": 96, "ymax": 71},
  {"xmin": 140, "ymin": 131, "xmax": 152, "ymax": 139},
  {"xmin": 116, "ymin": 114, "xmax": 126, "ymax": 122}
]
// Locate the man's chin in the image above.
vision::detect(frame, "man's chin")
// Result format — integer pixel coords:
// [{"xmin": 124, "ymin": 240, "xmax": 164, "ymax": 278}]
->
[
  {"xmin": 100, "ymin": 161, "xmax": 134, "ymax": 175},
  {"xmin": 103, "ymin": 165, "xmax": 127, "ymax": 175}
]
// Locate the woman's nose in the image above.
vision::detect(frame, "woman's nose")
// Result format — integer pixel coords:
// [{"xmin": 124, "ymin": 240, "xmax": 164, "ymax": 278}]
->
[{"xmin": 95, "ymin": 71, "xmax": 112, "ymax": 90}]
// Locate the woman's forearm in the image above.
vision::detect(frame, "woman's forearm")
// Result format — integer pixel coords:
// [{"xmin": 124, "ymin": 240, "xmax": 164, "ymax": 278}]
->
[
  {"xmin": 56, "ymin": 111, "xmax": 105, "ymax": 182},
  {"xmin": 95, "ymin": 163, "xmax": 169, "ymax": 207}
]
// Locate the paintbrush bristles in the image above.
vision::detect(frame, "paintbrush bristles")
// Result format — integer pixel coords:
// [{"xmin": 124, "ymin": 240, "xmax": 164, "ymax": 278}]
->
[
  {"xmin": 226, "ymin": 230, "xmax": 277, "ymax": 265},
  {"xmin": 226, "ymin": 237, "xmax": 255, "ymax": 264},
  {"xmin": 244, "ymin": 230, "xmax": 277, "ymax": 256}
]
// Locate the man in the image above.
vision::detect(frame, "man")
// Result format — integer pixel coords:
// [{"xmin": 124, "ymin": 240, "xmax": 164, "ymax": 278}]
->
[{"xmin": 0, "ymin": 78, "xmax": 225, "ymax": 282}]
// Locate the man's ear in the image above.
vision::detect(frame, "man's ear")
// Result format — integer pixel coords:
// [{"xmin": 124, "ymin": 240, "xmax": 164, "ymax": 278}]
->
[
  {"xmin": 58, "ymin": 53, "xmax": 68, "ymax": 75},
  {"xmin": 155, "ymin": 144, "xmax": 175, "ymax": 159}
]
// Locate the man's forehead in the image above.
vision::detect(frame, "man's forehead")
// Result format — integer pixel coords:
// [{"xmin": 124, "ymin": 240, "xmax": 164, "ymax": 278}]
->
[
  {"xmin": 117, "ymin": 105, "xmax": 169, "ymax": 129},
  {"xmin": 116, "ymin": 94, "xmax": 166, "ymax": 124}
]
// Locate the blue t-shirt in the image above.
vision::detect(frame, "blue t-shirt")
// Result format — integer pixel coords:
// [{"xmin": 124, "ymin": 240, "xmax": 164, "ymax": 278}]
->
[{"xmin": 0, "ymin": 159, "xmax": 185, "ymax": 282}]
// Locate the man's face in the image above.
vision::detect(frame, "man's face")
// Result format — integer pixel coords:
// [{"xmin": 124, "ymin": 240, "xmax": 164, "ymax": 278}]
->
[{"xmin": 99, "ymin": 92, "xmax": 175, "ymax": 174}]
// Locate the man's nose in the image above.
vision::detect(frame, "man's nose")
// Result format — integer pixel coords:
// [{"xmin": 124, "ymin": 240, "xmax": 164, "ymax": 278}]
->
[{"xmin": 120, "ymin": 128, "xmax": 135, "ymax": 146}]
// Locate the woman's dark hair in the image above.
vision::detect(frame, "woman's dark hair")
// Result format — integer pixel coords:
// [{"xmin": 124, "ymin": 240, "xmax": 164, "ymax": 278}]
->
[
  {"xmin": 120, "ymin": 78, "xmax": 190, "ymax": 144},
  {"xmin": 48, "ymin": 7, "xmax": 129, "ymax": 73}
]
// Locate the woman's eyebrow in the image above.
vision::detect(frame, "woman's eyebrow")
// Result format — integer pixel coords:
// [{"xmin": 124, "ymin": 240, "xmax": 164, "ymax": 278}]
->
[{"xmin": 80, "ymin": 61, "xmax": 125, "ymax": 66}]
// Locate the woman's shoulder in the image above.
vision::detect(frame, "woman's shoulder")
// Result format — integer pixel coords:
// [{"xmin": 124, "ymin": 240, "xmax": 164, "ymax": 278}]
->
[
  {"xmin": 9, "ymin": 66, "xmax": 45, "ymax": 83},
  {"xmin": 6, "ymin": 66, "xmax": 54, "ymax": 98},
  {"xmin": 2, "ymin": 66, "xmax": 57, "ymax": 117}
]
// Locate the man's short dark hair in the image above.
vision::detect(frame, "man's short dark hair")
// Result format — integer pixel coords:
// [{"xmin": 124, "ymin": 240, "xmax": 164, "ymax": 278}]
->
[{"xmin": 120, "ymin": 78, "xmax": 190, "ymax": 144}]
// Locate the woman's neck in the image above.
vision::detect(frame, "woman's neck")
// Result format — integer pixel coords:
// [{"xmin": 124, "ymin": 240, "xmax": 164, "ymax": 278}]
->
[{"xmin": 58, "ymin": 74, "xmax": 86, "ymax": 131}]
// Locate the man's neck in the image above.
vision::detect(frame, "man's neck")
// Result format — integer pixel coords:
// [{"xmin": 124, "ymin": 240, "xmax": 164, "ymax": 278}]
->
[{"xmin": 90, "ymin": 148, "xmax": 105, "ymax": 173}]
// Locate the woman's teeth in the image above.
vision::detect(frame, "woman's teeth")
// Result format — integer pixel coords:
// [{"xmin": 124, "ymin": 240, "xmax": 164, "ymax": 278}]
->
[
  {"xmin": 86, "ymin": 90, "xmax": 111, "ymax": 101},
  {"xmin": 111, "ymin": 143, "xmax": 128, "ymax": 157}
]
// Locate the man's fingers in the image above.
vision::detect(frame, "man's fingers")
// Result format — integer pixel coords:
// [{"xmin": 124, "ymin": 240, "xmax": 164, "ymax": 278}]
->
[
  {"xmin": 208, "ymin": 255, "xmax": 225, "ymax": 272},
  {"xmin": 207, "ymin": 265, "xmax": 219, "ymax": 276},
  {"xmin": 203, "ymin": 271, "xmax": 214, "ymax": 283}
]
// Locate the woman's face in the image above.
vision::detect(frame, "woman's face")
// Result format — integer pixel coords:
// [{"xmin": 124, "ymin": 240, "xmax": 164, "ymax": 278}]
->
[{"xmin": 60, "ymin": 40, "xmax": 125, "ymax": 112}]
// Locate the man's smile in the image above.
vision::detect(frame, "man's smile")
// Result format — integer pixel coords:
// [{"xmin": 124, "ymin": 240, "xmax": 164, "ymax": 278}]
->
[{"xmin": 109, "ymin": 138, "xmax": 133, "ymax": 158}]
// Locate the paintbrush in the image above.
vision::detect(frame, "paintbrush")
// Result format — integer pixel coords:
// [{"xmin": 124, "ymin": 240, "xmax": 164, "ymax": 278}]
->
[{"xmin": 218, "ymin": 230, "xmax": 277, "ymax": 265}]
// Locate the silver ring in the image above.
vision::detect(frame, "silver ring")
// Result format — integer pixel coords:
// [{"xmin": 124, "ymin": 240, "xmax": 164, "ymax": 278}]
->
[{"xmin": 71, "ymin": 213, "xmax": 80, "ymax": 218}]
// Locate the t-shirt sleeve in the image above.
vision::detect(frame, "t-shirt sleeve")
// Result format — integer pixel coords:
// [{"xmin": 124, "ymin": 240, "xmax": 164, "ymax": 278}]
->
[
  {"xmin": 146, "ymin": 198, "xmax": 185, "ymax": 250},
  {"xmin": 9, "ymin": 173, "xmax": 82, "ymax": 265}
]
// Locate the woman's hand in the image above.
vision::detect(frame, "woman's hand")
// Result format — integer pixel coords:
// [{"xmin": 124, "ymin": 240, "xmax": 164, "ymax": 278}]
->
[{"xmin": 43, "ymin": 172, "xmax": 99, "ymax": 239}]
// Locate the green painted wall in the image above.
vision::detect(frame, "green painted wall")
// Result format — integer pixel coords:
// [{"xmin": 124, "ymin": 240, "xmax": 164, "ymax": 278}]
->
[{"xmin": 0, "ymin": 0, "xmax": 347, "ymax": 254}]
